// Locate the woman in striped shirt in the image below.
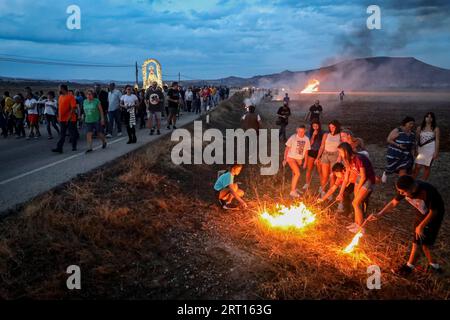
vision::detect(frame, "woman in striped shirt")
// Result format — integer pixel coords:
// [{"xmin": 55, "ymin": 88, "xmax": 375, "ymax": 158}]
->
[{"xmin": 382, "ymin": 117, "xmax": 416, "ymax": 182}]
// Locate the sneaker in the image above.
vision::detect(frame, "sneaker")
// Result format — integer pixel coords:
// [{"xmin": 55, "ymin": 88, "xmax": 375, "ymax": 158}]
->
[
  {"xmin": 172, "ymin": 126, "xmax": 177, "ymax": 129},
  {"xmin": 167, "ymin": 125, "xmax": 171, "ymax": 130},
  {"xmin": 34, "ymin": 136, "xmax": 39, "ymax": 139},
  {"xmin": 85, "ymin": 149, "xmax": 93, "ymax": 154},
  {"xmin": 157, "ymin": 130, "xmax": 161, "ymax": 135},
  {"xmin": 102, "ymin": 142, "xmax": 107, "ymax": 149},
  {"xmin": 126, "ymin": 140, "xmax": 132, "ymax": 144},
  {"xmin": 381, "ymin": 172, "xmax": 387, "ymax": 184},
  {"xmin": 150, "ymin": 129, "xmax": 154, "ymax": 135},
  {"xmin": 392, "ymin": 264, "xmax": 414, "ymax": 277},
  {"xmin": 426, "ymin": 264, "xmax": 444, "ymax": 275},
  {"xmin": 106, "ymin": 134, "xmax": 113, "ymax": 138},
  {"xmin": 48, "ymin": 136, "xmax": 53, "ymax": 140},
  {"xmin": 302, "ymin": 184, "xmax": 309, "ymax": 191},
  {"xmin": 51, "ymin": 148, "xmax": 63, "ymax": 154},
  {"xmin": 337, "ymin": 202, "xmax": 345, "ymax": 213},
  {"xmin": 289, "ymin": 190, "xmax": 301, "ymax": 198},
  {"xmin": 117, "ymin": 132, "xmax": 123, "ymax": 137}
]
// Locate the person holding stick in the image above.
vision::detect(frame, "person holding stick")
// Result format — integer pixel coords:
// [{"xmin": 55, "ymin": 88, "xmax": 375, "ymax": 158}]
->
[
  {"xmin": 317, "ymin": 163, "xmax": 358, "ymax": 216},
  {"xmin": 336, "ymin": 142, "xmax": 376, "ymax": 233},
  {"xmin": 369, "ymin": 175, "xmax": 444, "ymax": 276}
]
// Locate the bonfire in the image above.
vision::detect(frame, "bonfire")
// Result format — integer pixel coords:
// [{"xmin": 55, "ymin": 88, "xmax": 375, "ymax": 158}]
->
[
  {"xmin": 260, "ymin": 202, "xmax": 316, "ymax": 230},
  {"xmin": 301, "ymin": 79, "xmax": 320, "ymax": 93}
]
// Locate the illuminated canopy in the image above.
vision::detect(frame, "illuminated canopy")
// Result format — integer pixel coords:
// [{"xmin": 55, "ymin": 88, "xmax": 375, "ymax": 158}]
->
[{"xmin": 142, "ymin": 58, "xmax": 163, "ymax": 90}]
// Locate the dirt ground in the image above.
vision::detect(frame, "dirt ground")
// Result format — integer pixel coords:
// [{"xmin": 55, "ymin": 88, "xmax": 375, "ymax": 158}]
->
[{"xmin": 0, "ymin": 91, "xmax": 449, "ymax": 299}]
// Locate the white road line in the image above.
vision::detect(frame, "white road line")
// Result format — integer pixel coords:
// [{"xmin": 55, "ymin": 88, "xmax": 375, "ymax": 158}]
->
[
  {"xmin": 0, "ymin": 137, "xmax": 126, "ymax": 185},
  {"xmin": 0, "ymin": 113, "xmax": 201, "ymax": 186}
]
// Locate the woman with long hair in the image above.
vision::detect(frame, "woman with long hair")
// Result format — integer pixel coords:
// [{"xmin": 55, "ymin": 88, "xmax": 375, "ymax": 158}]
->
[
  {"xmin": 303, "ymin": 120, "xmax": 323, "ymax": 191},
  {"xmin": 413, "ymin": 112, "xmax": 439, "ymax": 180},
  {"xmin": 382, "ymin": 116, "xmax": 416, "ymax": 182},
  {"xmin": 315, "ymin": 120, "xmax": 341, "ymax": 197},
  {"xmin": 336, "ymin": 142, "xmax": 376, "ymax": 233}
]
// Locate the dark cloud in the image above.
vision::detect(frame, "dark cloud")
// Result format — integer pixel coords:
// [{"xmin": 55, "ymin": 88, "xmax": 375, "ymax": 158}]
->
[{"xmin": 329, "ymin": 1, "xmax": 450, "ymax": 64}]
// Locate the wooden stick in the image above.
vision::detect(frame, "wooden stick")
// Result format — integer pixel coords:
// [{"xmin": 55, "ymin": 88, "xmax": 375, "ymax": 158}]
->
[{"xmin": 320, "ymin": 199, "xmax": 338, "ymax": 212}]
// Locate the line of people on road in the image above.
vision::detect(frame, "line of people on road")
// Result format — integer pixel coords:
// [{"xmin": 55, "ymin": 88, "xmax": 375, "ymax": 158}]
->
[{"xmin": 0, "ymin": 83, "xmax": 231, "ymax": 153}]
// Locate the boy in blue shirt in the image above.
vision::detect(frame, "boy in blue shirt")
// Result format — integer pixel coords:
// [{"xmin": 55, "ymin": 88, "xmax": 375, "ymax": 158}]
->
[{"xmin": 214, "ymin": 164, "xmax": 247, "ymax": 210}]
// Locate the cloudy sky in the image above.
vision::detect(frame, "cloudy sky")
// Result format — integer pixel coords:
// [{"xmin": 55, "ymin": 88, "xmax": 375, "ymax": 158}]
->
[{"xmin": 0, "ymin": 0, "xmax": 449, "ymax": 81}]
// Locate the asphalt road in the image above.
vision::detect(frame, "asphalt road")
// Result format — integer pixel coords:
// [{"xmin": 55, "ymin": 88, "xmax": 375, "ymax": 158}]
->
[{"xmin": 0, "ymin": 112, "xmax": 201, "ymax": 213}]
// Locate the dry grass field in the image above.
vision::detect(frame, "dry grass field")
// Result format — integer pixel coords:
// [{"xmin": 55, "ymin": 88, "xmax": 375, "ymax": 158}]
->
[{"xmin": 0, "ymin": 91, "xmax": 449, "ymax": 299}]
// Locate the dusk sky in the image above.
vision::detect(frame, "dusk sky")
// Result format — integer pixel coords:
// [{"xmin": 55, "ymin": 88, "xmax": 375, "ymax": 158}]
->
[{"xmin": 0, "ymin": 0, "xmax": 449, "ymax": 81}]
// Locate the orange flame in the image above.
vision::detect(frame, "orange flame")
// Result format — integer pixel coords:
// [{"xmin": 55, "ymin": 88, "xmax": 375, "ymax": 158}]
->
[
  {"xmin": 260, "ymin": 203, "xmax": 316, "ymax": 229},
  {"xmin": 343, "ymin": 231, "xmax": 363, "ymax": 253},
  {"xmin": 301, "ymin": 79, "xmax": 320, "ymax": 93}
]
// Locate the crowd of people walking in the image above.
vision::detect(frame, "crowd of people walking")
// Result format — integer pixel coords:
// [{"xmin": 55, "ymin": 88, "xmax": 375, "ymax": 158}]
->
[{"xmin": 0, "ymin": 83, "xmax": 230, "ymax": 153}]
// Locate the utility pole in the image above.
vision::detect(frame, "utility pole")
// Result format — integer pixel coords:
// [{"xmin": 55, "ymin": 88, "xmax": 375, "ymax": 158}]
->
[
  {"xmin": 178, "ymin": 72, "xmax": 181, "ymax": 84},
  {"xmin": 135, "ymin": 61, "xmax": 139, "ymax": 88}
]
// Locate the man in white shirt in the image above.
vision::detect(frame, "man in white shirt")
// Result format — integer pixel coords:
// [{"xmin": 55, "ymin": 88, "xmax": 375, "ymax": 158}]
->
[
  {"xmin": 185, "ymin": 87, "xmax": 194, "ymax": 112},
  {"xmin": 107, "ymin": 82, "xmax": 123, "ymax": 137}
]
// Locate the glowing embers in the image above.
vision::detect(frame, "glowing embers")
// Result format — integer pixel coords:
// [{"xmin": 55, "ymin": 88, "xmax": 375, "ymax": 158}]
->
[
  {"xmin": 343, "ymin": 231, "xmax": 363, "ymax": 254},
  {"xmin": 260, "ymin": 202, "xmax": 316, "ymax": 230},
  {"xmin": 300, "ymin": 79, "xmax": 320, "ymax": 93}
]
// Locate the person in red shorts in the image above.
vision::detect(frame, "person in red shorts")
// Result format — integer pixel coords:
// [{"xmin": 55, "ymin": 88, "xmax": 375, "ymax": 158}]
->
[{"xmin": 24, "ymin": 92, "xmax": 41, "ymax": 139}]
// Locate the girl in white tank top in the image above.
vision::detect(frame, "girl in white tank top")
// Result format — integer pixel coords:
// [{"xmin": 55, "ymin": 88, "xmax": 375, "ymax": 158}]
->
[{"xmin": 324, "ymin": 133, "xmax": 341, "ymax": 153}]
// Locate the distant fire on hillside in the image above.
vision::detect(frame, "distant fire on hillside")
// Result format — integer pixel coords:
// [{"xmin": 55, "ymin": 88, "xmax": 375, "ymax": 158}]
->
[{"xmin": 301, "ymin": 79, "xmax": 320, "ymax": 94}]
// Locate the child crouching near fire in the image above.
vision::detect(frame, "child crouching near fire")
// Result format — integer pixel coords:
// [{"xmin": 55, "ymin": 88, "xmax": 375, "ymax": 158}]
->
[
  {"xmin": 214, "ymin": 164, "xmax": 248, "ymax": 210},
  {"xmin": 317, "ymin": 163, "xmax": 368, "ymax": 217},
  {"xmin": 368, "ymin": 175, "xmax": 445, "ymax": 276},
  {"xmin": 336, "ymin": 142, "xmax": 376, "ymax": 233}
]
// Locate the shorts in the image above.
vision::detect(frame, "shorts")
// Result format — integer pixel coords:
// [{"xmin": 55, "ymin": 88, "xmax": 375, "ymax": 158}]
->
[
  {"xmin": 147, "ymin": 111, "xmax": 161, "ymax": 122},
  {"xmin": 27, "ymin": 114, "xmax": 39, "ymax": 125},
  {"xmin": 168, "ymin": 108, "xmax": 178, "ymax": 116},
  {"xmin": 308, "ymin": 149, "xmax": 319, "ymax": 159},
  {"xmin": 86, "ymin": 121, "xmax": 103, "ymax": 134},
  {"xmin": 413, "ymin": 210, "xmax": 444, "ymax": 246},
  {"xmin": 321, "ymin": 151, "xmax": 339, "ymax": 165},
  {"xmin": 355, "ymin": 178, "xmax": 375, "ymax": 192},
  {"xmin": 216, "ymin": 188, "xmax": 231, "ymax": 200}
]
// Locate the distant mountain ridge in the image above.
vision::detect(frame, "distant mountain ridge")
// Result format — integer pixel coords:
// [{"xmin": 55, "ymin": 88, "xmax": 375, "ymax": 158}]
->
[
  {"xmin": 2, "ymin": 57, "xmax": 450, "ymax": 90},
  {"xmin": 206, "ymin": 57, "xmax": 450, "ymax": 90}
]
